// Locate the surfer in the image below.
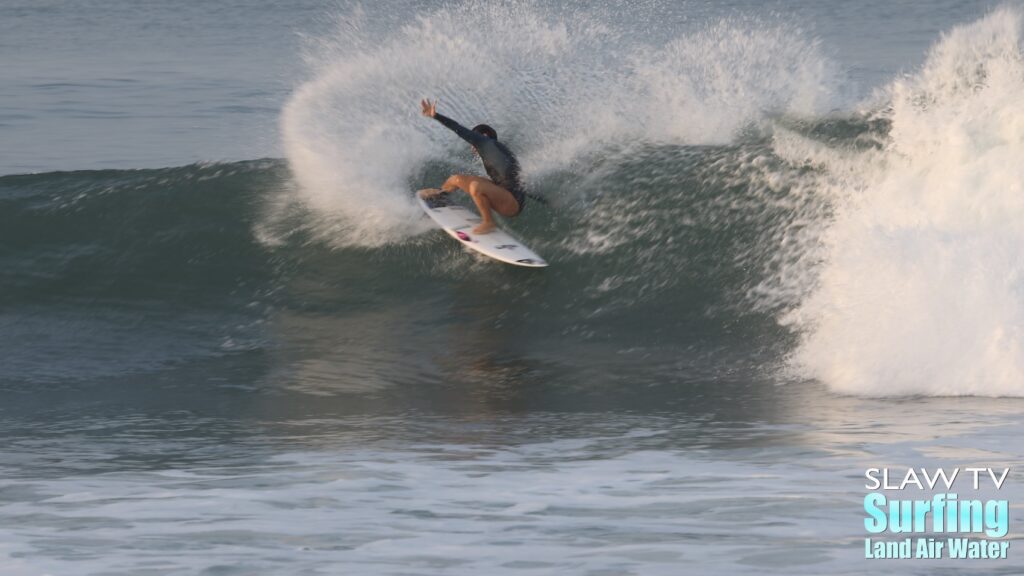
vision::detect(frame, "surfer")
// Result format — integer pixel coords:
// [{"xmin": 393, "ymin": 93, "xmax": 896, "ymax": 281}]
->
[{"xmin": 419, "ymin": 99, "xmax": 524, "ymax": 234}]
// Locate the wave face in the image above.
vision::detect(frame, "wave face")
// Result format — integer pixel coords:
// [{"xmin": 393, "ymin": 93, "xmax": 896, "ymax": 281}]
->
[
  {"xmin": 0, "ymin": 162, "xmax": 288, "ymax": 382},
  {"xmin": 0, "ymin": 143, "xmax": 812, "ymax": 385},
  {"xmin": 6, "ymin": 4, "xmax": 1024, "ymax": 398}
]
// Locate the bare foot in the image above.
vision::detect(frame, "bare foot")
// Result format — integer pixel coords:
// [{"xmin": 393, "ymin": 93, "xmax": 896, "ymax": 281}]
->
[
  {"xmin": 472, "ymin": 221, "xmax": 497, "ymax": 234},
  {"xmin": 417, "ymin": 188, "xmax": 442, "ymax": 199}
]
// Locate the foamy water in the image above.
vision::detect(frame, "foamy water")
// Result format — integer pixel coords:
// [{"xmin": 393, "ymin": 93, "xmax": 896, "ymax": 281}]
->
[
  {"xmin": 3, "ymin": 403, "xmax": 1022, "ymax": 575},
  {"xmin": 783, "ymin": 6, "xmax": 1024, "ymax": 396}
]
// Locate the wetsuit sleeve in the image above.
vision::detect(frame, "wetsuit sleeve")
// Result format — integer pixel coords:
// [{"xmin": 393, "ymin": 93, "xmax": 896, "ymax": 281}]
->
[{"xmin": 433, "ymin": 113, "xmax": 486, "ymax": 145}]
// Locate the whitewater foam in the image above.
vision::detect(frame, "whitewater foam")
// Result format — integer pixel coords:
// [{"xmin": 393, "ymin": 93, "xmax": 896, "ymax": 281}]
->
[{"xmin": 784, "ymin": 6, "xmax": 1024, "ymax": 396}]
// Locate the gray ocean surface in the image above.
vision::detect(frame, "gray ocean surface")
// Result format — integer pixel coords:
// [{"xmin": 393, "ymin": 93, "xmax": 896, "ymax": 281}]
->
[{"xmin": 2, "ymin": 1, "xmax": 1024, "ymax": 575}]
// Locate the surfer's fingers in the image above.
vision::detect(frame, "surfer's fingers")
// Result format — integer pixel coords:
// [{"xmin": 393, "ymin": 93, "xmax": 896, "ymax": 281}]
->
[{"xmin": 420, "ymin": 98, "xmax": 436, "ymax": 117}]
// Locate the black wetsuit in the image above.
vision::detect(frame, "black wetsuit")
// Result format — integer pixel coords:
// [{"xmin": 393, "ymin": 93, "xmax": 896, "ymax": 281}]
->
[{"xmin": 434, "ymin": 113, "xmax": 526, "ymax": 213}]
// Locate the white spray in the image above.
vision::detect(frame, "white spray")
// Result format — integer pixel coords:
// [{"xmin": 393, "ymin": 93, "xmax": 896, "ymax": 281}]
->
[{"xmin": 279, "ymin": 2, "xmax": 837, "ymax": 247}]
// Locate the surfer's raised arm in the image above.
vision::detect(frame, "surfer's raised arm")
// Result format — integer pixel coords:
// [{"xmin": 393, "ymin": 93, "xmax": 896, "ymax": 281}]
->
[
  {"xmin": 420, "ymin": 99, "xmax": 486, "ymax": 145},
  {"xmin": 420, "ymin": 98, "xmax": 525, "ymax": 235}
]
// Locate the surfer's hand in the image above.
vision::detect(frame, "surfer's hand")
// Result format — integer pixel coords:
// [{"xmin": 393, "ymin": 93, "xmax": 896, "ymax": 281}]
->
[{"xmin": 420, "ymin": 99, "xmax": 437, "ymax": 118}]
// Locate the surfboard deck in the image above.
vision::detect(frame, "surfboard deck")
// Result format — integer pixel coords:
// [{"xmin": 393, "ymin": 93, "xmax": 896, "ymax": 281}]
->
[{"xmin": 416, "ymin": 190, "xmax": 548, "ymax": 268}]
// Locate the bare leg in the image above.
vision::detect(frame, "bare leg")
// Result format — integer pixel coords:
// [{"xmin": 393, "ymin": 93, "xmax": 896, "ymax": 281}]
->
[
  {"xmin": 440, "ymin": 175, "xmax": 520, "ymax": 234},
  {"xmin": 469, "ymin": 185, "xmax": 498, "ymax": 234}
]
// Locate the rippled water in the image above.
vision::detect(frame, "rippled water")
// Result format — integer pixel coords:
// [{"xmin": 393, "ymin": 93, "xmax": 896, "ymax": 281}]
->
[{"xmin": 3, "ymin": 392, "xmax": 1023, "ymax": 575}]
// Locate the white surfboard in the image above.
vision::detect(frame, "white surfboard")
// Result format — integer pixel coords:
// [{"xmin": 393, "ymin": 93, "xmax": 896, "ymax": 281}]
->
[{"xmin": 416, "ymin": 190, "xmax": 548, "ymax": 268}]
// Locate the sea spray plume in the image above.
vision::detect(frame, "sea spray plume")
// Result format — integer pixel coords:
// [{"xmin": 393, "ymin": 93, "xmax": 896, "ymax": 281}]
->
[
  {"xmin": 279, "ymin": 1, "xmax": 840, "ymax": 248},
  {"xmin": 279, "ymin": 2, "xmax": 612, "ymax": 247},
  {"xmin": 523, "ymin": 14, "xmax": 841, "ymax": 175},
  {"xmin": 624, "ymin": 19, "xmax": 835, "ymax": 144},
  {"xmin": 784, "ymin": 6, "xmax": 1024, "ymax": 396}
]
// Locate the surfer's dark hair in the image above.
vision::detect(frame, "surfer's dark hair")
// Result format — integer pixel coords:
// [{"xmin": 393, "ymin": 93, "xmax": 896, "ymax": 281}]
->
[{"xmin": 472, "ymin": 124, "xmax": 497, "ymax": 140}]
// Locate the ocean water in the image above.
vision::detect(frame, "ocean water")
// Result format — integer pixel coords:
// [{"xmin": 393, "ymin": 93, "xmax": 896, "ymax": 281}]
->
[{"xmin": 2, "ymin": 1, "xmax": 1024, "ymax": 574}]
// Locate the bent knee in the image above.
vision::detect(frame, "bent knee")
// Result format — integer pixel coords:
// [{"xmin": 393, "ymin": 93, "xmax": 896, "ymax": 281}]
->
[{"xmin": 444, "ymin": 174, "xmax": 469, "ymax": 188}]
